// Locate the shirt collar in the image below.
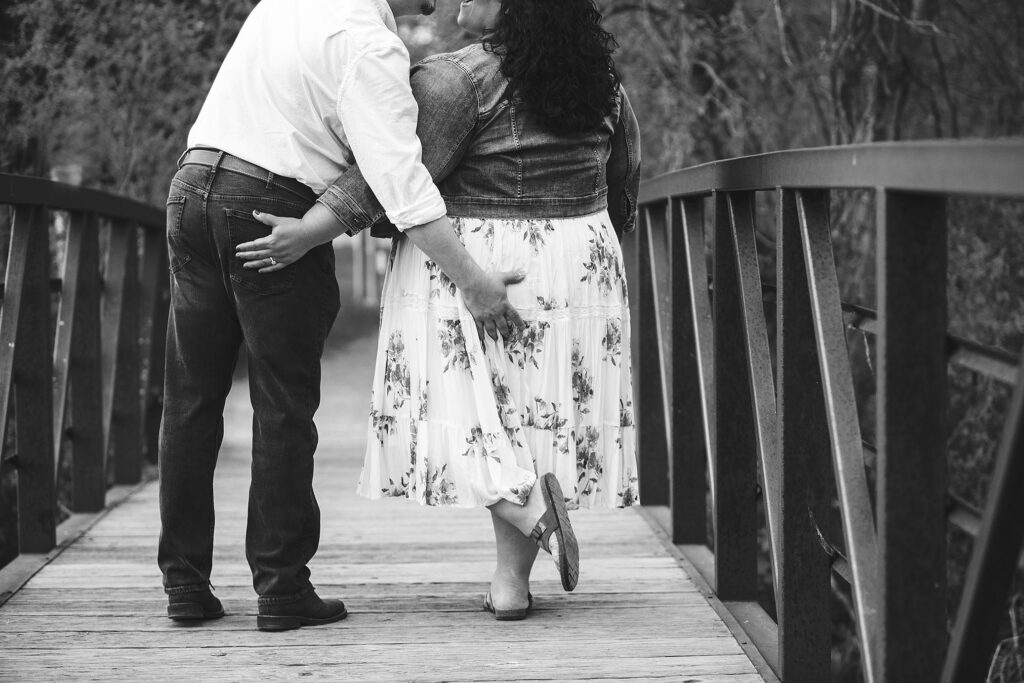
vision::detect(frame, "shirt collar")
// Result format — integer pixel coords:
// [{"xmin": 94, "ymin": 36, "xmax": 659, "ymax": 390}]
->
[{"xmin": 367, "ymin": 0, "xmax": 398, "ymax": 33}]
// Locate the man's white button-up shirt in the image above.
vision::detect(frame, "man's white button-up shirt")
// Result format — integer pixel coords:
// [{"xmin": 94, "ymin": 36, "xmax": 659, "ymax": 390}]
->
[{"xmin": 187, "ymin": 0, "xmax": 446, "ymax": 231}]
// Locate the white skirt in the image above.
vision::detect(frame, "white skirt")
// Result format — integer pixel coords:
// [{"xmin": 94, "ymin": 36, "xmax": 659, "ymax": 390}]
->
[{"xmin": 356, "ymin": 211, "xmax": 639, "ymax": 510}]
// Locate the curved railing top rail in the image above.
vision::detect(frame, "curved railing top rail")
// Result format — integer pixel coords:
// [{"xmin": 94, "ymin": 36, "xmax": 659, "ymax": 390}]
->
[
  {"xmin": 0, "ymin": 172, "xmax": 163, "ymax": 227},
  {"xmin": 638, "ymin": 139, "xmax": 1024, "ymax": 201}
]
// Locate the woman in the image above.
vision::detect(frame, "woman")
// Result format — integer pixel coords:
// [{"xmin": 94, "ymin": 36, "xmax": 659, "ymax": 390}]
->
[{"xmin": 238, "ymin": 0, "xmax": 641, "ymax": 619}]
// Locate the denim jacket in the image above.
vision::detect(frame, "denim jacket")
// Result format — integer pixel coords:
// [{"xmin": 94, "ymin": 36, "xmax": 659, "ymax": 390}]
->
[{"xmin": 317, "ymin": 41, "xmax": 642, "ymax": 237}]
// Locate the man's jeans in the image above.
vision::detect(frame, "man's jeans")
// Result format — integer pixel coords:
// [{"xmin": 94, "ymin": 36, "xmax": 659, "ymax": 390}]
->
[{"xmin": 157, "ymin": 157, "xmax": 340, "ymax": 602}]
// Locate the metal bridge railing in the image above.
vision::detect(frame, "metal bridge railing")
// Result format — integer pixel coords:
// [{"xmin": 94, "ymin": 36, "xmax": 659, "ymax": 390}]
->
[
  {"xmin": 0, "ymin": 173, "xmax": 167, "ymax": 558},
  {"xmin": 625, "ymin": 140, "xmax": 1024, "ymax": 682}
]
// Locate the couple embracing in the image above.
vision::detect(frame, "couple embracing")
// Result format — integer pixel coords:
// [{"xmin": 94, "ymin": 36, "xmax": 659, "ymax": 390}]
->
[{"xmin": 158, "ymin": 0, "xmax": 641, "ymax": 631}]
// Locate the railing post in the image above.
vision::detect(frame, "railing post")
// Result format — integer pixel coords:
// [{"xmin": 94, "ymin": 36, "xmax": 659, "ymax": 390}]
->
[
  {"xmin": 65, "ymin": 212, "xmax": 105, "ymax": 512},
  {"xmin": 671, "ymin": 197, "xmax": 712, "ymax": 543},
  {"xmin": 799, "ymin": 189, "xmax": 880, "ymax": 682},
  {"xmin": 102, "ymin": 222, "xmax": 142, "ymax": 485},
  {"xmin": 712, "ymin": 191, "xmax": 758, "ymax": 599},
  {"xmin": 139, "ymin": 228, "xmax": 169, "ymax": 465},
  {"xmin": 876, "ymin": 190, "xmax": 948, "ymax": 681},
  {"xmin": 636, "ymin": 204, "xmax": 670, "ymax": 506},
  {"xmin": 776, "ymin": 189, "xmax": 831, "ymax": 681},
  {"xmin": 10, "ymin": 206, "xmax": 56, "ymax": 552}
]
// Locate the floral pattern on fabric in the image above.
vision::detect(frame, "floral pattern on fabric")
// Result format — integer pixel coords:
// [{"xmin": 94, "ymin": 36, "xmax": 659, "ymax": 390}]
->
[
  {"xmin": 571, "ymin": 342, "xmax": 594, "ymax": 416},
  {"xmin": 507, "ymin": 320, "xmax": 550, "ymax": 370},
  {"xmin": 438, "ymin": 319, "xmax": 473, "ymax": 373},
  {"xmin": 424, "ymin": 464, "xmax": 458, "ymax": 506},
  {"xmin": 383, "ymin": 332, "xmax": 411, "ymax": 408},
  {"xmin": 581, "ymin": 223, "xmax": 622, "ymax": 296},
  {"xmin": 426, "ymin": 259, "xmax": 458, "ymax": 299},
  {"xmin": 357, "ymin": 212, "xmax": 639, "ymax": 510}
]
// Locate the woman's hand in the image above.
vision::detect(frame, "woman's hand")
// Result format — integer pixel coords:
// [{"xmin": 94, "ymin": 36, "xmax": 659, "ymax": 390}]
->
[
  {"xmin": 235, "ymin": 210, "xmax": 322, "ymax": 273},
  {"xmin": 462, "ymin": 270, "xmax": 528, "ymax": 343}
]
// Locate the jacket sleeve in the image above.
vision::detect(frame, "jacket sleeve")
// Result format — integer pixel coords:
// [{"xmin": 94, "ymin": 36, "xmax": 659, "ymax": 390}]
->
[
  {"xmin": 606, "ymin": 85, "xmax": 642, "ymax": 238},
  {"xmin": 317, "ymin": 57, "xmax": 478, "ymax": 237}
]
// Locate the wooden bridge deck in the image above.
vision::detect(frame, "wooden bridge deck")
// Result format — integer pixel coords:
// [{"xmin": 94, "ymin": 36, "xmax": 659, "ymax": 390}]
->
[{"xmin": 0, "ymin": 329, "xmax": 767, "ymax": 682}]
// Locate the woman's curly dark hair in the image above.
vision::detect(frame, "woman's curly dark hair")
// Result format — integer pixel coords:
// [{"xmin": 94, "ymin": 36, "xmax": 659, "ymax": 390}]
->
[{"xmin": 482, "ymin": 0, "xmax": 620, "ymax": 133}]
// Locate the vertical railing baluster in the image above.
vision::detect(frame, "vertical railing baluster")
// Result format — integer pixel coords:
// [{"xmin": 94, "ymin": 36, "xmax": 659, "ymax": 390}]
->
[
  {"xmin": 68, "ymin": 212, "xmax": 104, "ymax": 511},
  {"xmin": 112, "ymin": 224, "xmax": 141, "ymax": 485},
  {"xmin": 53, "ymin": 212, "xmax": 83, "ymax": 475},
  {"xmin": 138, "ymin": 228, "xmax": 167, "ymax": 464},
  {"xmin": 712, "ymin": 191, "xmax": 758, "ymax": 599},
  {"xmin": 10, "ymin": 206, "xmax": 56, "ymax": 552},
  {"xmin": 637, "ymin": 203, "xmax": 670, "ymax": 506},
  {"xmin": 797, "ymin": 190, "xmax": 879, "ymax": 683},
  {"xmin": 777, "ymin": 189, "xmax": 831, "ymax": 681},
  {"xmin": 0, "ymin": 210, "xmax": 29, "ymax": 470},
  {"xmin": 943, "ymin": 351, "xmax": 1024, "ymax": 683},
  {"xmin": 876, "ymin": 191, "xmax": 948, "ymax": 681},
  {"xmin": 726, "ymin": 192, "xmax": 781, "ymax": 609},
  {"xmin": 101, "ymin": 222, "xmax": 140, "ymax": 484},
  {"xmin": 671, "ymin": 196, "xmax": 712, "ymax": 543}
]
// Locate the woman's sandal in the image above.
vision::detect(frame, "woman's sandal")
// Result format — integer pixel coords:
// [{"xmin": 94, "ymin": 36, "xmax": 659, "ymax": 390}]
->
[
  {"xmin": 531, "ymin": 472, "xmax": 579, "ymax": 592},
  {"xmin": 483, "ymin": 591, "xmax": 534, "ymax": 621}
]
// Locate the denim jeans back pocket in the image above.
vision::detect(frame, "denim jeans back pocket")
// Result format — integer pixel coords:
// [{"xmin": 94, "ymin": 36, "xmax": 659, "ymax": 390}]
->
[
  {"xmin": 225, "ymin": 209, "xmax": 295, "ymax": 295},
  {"xmin": 167, "ymin": 194, "xmax": 186, "ymax": 237}
]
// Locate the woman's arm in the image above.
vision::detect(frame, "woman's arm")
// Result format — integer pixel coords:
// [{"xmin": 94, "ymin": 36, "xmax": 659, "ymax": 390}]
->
[
  {"xmin": 236, "ymin": 57, "xmax": 524, "ymax": 339},
  {"xmin": 606, "ymin": 86, "xmax": 642, "ymax": 239}
]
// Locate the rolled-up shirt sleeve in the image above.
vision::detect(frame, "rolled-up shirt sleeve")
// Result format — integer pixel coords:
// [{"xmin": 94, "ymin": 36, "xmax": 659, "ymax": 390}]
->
[
  {"xmin": 329, "ymin": 34, "xmax": 446, "ymax": 231},
  {"xmin": 319, "ymin": 56, "xmax": 478, "ymax": 237}
]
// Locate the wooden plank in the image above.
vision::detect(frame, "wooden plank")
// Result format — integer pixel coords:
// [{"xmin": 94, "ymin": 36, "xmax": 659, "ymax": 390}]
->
[
  {"xmin": 775, "ymin": 190, "xmax": 831, "ymax": 681},
  {"xmin": 711, "ymin": 192, "xmax": 758, "ymax": 600},
  {"xmin": 0, "ymin": 482, "xmax": 146, "ymax": 608},
  {"xmin": 0, "ymin": 651, "xmax": 761, "ymax": 682},
  {"xmin": 876, "ymin": 190, "xmax": 948, "ymax": 682},
  {"xmin": 0, "ymin": 331, "xmax": 765, "ymax": 681}
]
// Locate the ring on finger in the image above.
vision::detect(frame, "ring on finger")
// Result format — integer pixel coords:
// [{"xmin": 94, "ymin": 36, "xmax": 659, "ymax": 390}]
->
[{"xmin": 269, "ymin": 257, "xmax": 277, "ymax": 266}]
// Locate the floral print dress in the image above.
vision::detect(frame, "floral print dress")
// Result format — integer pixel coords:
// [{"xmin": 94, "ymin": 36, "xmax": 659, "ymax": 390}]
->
[{"xmin": 356, "ymin": 210, "xmax": 639, "ymax": 510}]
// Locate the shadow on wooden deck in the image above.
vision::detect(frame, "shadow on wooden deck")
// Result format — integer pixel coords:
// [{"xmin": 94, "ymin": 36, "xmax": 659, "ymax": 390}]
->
[{"xmin": 0, "ymin": 324, "xmax": 768, "ymax": 682}]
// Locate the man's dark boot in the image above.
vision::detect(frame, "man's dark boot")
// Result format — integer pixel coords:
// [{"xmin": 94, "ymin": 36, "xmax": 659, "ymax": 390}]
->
[
  {"xmin": 257, "ymin": 591, "xmax": 348, "ymax": 631},
  {"xmin": 167, "ymin": 589, "xmax": 225, "ymax": 621}
]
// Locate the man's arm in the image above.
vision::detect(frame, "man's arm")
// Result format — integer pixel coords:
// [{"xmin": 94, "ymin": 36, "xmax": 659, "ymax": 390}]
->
[{"xmin": 237, "ymin": 49, "xmax": 522, "ymax": 339}]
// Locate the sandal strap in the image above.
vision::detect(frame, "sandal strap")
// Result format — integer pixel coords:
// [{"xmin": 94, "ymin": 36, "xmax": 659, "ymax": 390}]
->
[{"xmin": 530, "ymin": 507, "xmax": 557, "ymax": 551}]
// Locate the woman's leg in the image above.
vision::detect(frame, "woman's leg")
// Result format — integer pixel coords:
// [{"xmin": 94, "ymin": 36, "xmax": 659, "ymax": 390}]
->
[
  {"xmin": 488, "ymin": 473, "xmax": 578, "ymax": 592},
  {"xmin": 488, "ymin": 485, "xmax": 547, "ymax": 536},
  {"xmin": 488, "ymin": 511, "xmax": 539, "ymax": 610}
]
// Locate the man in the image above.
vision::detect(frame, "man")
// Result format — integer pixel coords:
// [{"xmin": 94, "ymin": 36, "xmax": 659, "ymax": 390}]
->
[{"xmin": 158, "ymin": 0, "xmax": 522, "ymax": 632}]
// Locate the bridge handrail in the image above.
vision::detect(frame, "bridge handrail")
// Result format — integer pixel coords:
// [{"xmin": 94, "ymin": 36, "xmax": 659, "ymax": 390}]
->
[
  {"xmin": 638, "ymin": 139, "xmax": 1024, "ymax": 199},
  {"xmin": 0, "ymin": 172, "xmax": 167, "ymax": 568},
  {"xmin": 628, "ymin": 138, "xmax": 1024, "ymax": 683}
]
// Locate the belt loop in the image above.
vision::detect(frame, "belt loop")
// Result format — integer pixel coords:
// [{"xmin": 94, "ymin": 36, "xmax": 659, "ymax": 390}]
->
[
  {"xmin": 176, "ymin": 149, "xmax": 189, "ymax": 169},
  {"xmin": 266, "ymin": 171, "xmax": 275, "ymax": 190},
  {"xmin": 212, "ymin": 151, "xmax": 226, "ymax": 173}
]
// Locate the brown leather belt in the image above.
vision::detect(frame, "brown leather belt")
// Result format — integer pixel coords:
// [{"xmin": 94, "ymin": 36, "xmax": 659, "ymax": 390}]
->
[{"xmin": 178, "ymin": 148, "xmax": 314, "ymax": 200}]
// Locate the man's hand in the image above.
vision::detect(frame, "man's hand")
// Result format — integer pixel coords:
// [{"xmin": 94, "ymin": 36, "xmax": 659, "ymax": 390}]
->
[
  {"xmin": 462, "ymin": 270, "xmax": 528, "ymax": 343},
  {"xmin": 235, "ymin": 210, "xmax": 324, "ymax": 273}
]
